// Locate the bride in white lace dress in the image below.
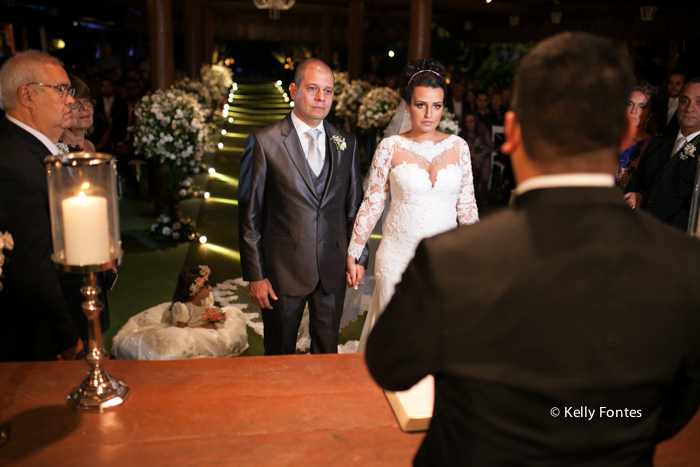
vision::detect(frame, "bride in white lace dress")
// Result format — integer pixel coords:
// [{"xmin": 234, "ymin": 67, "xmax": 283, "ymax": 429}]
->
[{"xmin": 347, "ymin": 59, "xmax": 479, "ymax": 352}]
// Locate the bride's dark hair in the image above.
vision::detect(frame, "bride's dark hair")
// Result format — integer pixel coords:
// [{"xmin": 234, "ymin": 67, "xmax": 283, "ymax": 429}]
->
[{"xmin": 399, "ymin": 58, "xmax": 447, "ymax": 104}]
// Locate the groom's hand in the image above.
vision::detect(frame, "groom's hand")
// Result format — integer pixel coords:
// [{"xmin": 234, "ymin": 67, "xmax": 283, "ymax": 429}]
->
[
  {"xmin": 250, "ymin": 279, "xmax": 278, "ymax": 309},
  {"xmin": 346, "ymin": 256, "xmax": 365, "ymax": 289}
]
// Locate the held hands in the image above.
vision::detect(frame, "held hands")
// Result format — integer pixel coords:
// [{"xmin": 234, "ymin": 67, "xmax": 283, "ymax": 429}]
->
[
  {"xmin": 249, "ymin": 278, "xmax": 278, "ymax": 310},
  {"xmin": 624, "ymin": 192, "xmax": 642, "ymax": 210},
  {"xmin": 346, "ymin": 255, "xmax": 365, "ymax": 289}
]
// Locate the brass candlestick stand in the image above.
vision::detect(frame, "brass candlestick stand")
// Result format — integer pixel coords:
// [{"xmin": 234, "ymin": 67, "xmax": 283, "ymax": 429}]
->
[{"xmin": 46, "ymin": 153, "xmax": 129, "ymax": 412}]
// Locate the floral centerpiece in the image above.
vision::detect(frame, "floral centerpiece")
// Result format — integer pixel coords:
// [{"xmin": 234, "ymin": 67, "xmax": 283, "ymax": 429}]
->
[
  {"xmin": 132, "ymin": 88, "xmax": 212, "ymax": 242},
  {"xmin": 335, "ymin": 79, "xmax": 372, "ymax": 127},
  {"xmin": 149, "ymin": 214, "xmax": 200, "ymax": 242},
  {"xmin": 333, "ymin": 72, "xmax": 349, "ymax": 100},
  {"xmin": 201, "ymin": 63, "xmax": 234, "ymax": 103},
  {"xmin": 178, "ymin": 177, "xmax": 207, "ymax": 200},
  {"xmin": 173, "ymin": 77, "xmax": 213, "ymax": 116},
  {"xmin": 439, "ymin": 110, "xmax": 460, "ymax": 135},
  {"xmin": 0, "ymin": 231, "xmax": 14, "ymax": 292},
  {"xmin": 357, "ymin": 87, "xmax": 402, "ymax": 132}
]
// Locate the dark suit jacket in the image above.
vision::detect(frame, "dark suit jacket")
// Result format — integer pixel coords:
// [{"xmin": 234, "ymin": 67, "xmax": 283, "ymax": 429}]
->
[
  {"xmin": 626, "ymin": 134, "xmax": 696, "ymax": 230},
  {"xmin": 238, "ymin": 113, "xmax": 368, "ymax": 297},
  {"xmin": 656, "ymin": 98, "xmax": 681, "ymax": 137},
  {"xmin": 366, "ymin": 186, "xmax": 700, "ymax": 466},
  {"xmin": 0, "ymin": 117, "xmax": 80, "ymax": 360}
]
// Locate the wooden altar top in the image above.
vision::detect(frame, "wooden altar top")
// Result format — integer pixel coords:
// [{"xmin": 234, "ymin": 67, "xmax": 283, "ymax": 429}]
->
[{"xmin": 0, "ymin": 354, "xmax": 697, "ymax": 467}]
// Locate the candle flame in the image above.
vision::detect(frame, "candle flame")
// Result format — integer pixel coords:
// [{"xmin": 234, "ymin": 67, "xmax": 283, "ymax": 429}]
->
[
  {"xmin": 81, "ymin": 182, "xmax": 90, "ymax": 190},
  {"xmin": 78, "ymin": 191, "xmax": 87, "ymax": 204}
]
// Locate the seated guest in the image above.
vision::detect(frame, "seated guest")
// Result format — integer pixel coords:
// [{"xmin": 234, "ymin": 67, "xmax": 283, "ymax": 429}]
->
[
  {"xmin": 475, "ymin": 91, "xmax": 499, "ymax": 136},
  {"xmin": 366, "ymin": 32, "xmax": 700, "ymax": 466},
  {"xmin": 625, "ymin": 77, "xmax": 700, "ymax": 230},
  {"xmin": 656, "ymin": 70, "xmax": 685, "ymax": 137},
  {"xmin": 615, "ymin": 83, "xmax": 657, "ymax": 189},
  {"xmin": 446, "ymin": 81, "xmax": 468, "ymax": 134},
  {"xmin": 463, "ymin": 111, "xmax": 494, "ymax": 204},
  {"xmin": 490, "ymin": 92, "xmax": 505, "ymax": 126}
]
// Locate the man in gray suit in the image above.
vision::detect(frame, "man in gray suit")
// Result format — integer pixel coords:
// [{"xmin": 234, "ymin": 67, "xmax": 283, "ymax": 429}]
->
[
  {"xmin": 367, "ymin": 32, "xmax": 700, "ymax": 466},
  {"xmin": 238, "ymin": 59, "xmax": 368, "ymax": 355}
]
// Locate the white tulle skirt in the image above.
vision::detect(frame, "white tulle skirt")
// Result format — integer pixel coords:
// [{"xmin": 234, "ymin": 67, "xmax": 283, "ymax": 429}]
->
[{"xmin": 111, "ymin": 302, "xmax": 249, "ymax": 360}]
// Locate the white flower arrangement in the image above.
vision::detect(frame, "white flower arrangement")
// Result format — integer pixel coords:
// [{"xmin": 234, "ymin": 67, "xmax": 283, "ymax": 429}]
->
[
  {"xmin": 149, "ymin": 214, "xmax": 199, "ymax": 243},
  {"xmin": 357, "ymin": 87, "xmax": 402, "ymax": 131},
  {"xmin": 439, "ymin": 110, "xmax": 460, "ymax": 135},
  {"xmin": 173, "ymin": 77, "xmax": 213, "ymax": 116},
  {"xmin": 131, "ymin": 88, "xmax": 213, "ymax": 174},
  {"xmin": 0, "ymin": 231, "xmax": 15, "ymax": 292},
  {"xmin": 333, "ymin": 72, "xmax": 349, "ymax": 98},
  {"xmin": 56, "ymin": 142, "xmax": 69, "ymax": 154},
  {"xmin": 200, "ymin": 63, "xmax": 234, "ymax": 102},
  {"xmin": 335, "ymin": 79, "xmax": 373, "ymax": 126}
]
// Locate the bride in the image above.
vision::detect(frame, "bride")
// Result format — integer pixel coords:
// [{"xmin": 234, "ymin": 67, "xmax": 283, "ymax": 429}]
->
[{"xmin": 347, "ymin": 58, "xmax": 479, "ymax": 352}]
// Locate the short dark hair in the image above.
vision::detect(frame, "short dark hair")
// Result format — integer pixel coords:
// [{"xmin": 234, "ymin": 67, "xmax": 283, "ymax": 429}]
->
[
  {"xmin": 512, "ymin": 32, "xmax": 634, "ymax": 163},
  {"xmin": 670, "ymin": 70, "xmax": 686, "ymax": 78},
  {"xmin": 293, "ymin": 58, "xmax": 333, "ymax": 87},
  {"xmin": 69, "ymin": 74, "xmax": 91, "ymax": 100},
  {"xmin": 399, "ymin": 58, "xmax": 446, "ymax": 104},
  {"xmin": 681, "ymin": 76, "xmax": 700, "ymax": 92}
]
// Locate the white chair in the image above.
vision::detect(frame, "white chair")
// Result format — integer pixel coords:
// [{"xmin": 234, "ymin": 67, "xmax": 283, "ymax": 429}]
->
[{"xmin": 489, "ymin": 125, "xmax": 505, "ymax": 189}]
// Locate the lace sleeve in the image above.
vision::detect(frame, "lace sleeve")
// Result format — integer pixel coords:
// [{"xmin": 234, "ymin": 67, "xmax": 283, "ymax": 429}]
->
[
  {"xmin": 457, "ymin": 138, "xmax": 479, "ymax": 225},
  {"xmin": 348, "ymin": 138, "xmax": 394, "ymax": 259}
]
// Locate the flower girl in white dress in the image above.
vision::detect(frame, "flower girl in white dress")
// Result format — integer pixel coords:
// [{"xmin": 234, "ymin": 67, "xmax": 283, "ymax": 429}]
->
[
  {"xmin": 112, "ymin": 266, "xmax": 248, "ymax": 360},
  {"xmin": 346, "ymin": 59, "xmax": 480, "ymax": 352}
]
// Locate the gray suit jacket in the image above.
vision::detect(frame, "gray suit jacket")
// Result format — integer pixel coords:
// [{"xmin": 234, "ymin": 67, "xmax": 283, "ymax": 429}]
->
[
  {"xmin": 238, "ymin": 113, "xmax": 368, "ymax": 296},
  {"xmin": 367, "ymin": 186, "xmax": 700, "ymax": 466}
]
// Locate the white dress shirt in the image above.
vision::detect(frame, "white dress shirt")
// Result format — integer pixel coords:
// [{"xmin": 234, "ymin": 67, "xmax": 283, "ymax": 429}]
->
[
  {"xmin": 514, "ymin": 173, "xmax": 615, "ymax": 196},
  {"xmin": 673, "ymin": 129, "xmax": 700, "ymax": 156},
  {"xmin": 6, "ymin": 114, "xmax": 60, "ymax": 155},
  {"xmin": 291, "ymin": 111, "xmax": 326, "ymax": 165}
]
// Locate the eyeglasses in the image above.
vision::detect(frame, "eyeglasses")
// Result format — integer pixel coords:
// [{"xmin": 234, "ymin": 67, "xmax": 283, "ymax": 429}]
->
[
  {"xmin": 25, "ymin": 83, "xmax": 76, "ymax": 99},
  {"xmin": 68, "ymin": 99, "xmax": 97, "ymax": 110}
]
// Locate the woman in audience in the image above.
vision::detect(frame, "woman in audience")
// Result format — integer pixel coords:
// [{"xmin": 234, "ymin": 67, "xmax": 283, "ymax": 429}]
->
[
  {"xmin": 59, "ymin": 75, "xmax": 110, "ymax": 152},
  {"xmin": 616, "ymin": 83, "xmax": 658, "ymax": 189},
  {"xmin": 464, "ymin": 111, "xmax": 494, "ymax": 204}
]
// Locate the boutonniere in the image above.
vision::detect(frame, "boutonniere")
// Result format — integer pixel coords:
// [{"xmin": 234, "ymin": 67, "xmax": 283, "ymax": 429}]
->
[
  {"xmin": 679, "ymin": 136, "xmax": 700, "ymax": 161},
  {"xmin": 331, "ymin": 132, "xmax": 347, "ymax": 159},
  {"xmin": 56, "ymin": 142, "xmax": 69, "ymax": 154}
]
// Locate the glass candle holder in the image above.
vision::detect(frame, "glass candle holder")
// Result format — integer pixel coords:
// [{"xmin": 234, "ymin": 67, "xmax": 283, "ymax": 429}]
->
[{"xmin": 45, "ymin": 153, "xmax": 122, "ymax": 269}]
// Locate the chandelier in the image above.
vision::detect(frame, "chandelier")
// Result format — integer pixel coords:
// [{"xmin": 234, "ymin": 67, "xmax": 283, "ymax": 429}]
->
[{"xmin": 253, "ymin": 0, "xmax": 296, "ymax": 19}]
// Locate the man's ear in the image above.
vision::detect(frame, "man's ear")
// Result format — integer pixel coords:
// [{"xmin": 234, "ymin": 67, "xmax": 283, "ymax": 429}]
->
[
  {"xmin": 619, "ymin": 113, "xmax": 636, "ymax": 153},
  {"xmin": 289, "ymin": 83, "xmax": 297, "ymax": 101},
  {"xmin": 500, "ymin": 110, "xmax": 521, "ymax": 156},
  {"xmin": 17, "ymin": 86, "xmax": 34, "ymax": 108}
]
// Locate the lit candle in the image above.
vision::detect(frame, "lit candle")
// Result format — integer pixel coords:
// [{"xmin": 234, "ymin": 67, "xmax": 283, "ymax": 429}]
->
[{"xmin": 62, "ymin": 191, "xmax": 110, "ymax": 265}]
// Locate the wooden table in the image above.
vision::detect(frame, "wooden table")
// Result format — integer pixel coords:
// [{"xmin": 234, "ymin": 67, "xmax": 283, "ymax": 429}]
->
[{"xmin": 0, "ymin": 354, "xmax": 697, "ymax": 466}]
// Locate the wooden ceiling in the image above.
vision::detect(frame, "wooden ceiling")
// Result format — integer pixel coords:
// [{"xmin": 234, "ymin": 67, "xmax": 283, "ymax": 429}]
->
[{"xmin": 2, "ymin": 0, "xmax": 699, "ymax": 44}]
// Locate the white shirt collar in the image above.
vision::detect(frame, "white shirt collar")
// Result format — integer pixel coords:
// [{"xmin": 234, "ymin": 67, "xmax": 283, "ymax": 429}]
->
[
  {"xmin": 6, "ymin": 114, "xmax": 60, "ymax": 155},
  {"xmin": 676, "ymin": 129, "xmax": 700, "ymax": 143},
  {"xmin": 514, "ymin": 173, "xmax": 615, "ymax": 196},
  {"xmin": 290, "ymin": 110, "xmax": 325, "ymax": 136}
]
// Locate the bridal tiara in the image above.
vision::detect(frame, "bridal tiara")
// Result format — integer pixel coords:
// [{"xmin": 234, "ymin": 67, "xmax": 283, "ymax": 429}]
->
[{"xmin": 408, "ymin": 69, "xmax": 443, "ymax": 85}]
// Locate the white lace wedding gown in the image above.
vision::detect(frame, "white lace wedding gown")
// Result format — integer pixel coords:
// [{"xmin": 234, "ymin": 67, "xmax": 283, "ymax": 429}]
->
[
  {"xmin": 111, "ymin": 293, "xmax": 249, "ymax": 360},
  {"xmin": 348, "ymin": 134, "xmax": 479, "ymax": 352}
]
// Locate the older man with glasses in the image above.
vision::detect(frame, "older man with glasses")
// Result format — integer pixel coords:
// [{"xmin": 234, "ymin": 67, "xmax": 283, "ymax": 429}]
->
[{"xmin": 0, "ymin": 50, "xmax": 84, "ymax": 361}]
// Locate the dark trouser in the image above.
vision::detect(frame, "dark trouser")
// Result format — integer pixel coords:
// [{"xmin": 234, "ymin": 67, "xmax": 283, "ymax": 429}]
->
[{"xmin": 262, "ymin": 282, "xmax": 345, "ymax": 355}]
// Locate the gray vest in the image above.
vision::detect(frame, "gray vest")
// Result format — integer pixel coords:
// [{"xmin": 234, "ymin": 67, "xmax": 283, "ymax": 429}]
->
[{"xmin": 305, "ymin": 134, "xmax": 331, "ymax": 198}]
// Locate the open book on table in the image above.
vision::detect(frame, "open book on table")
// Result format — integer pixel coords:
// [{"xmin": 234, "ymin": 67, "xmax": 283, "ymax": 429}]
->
[{"xmin": 384, "ymin": 375, "xmax": 434, "ymax": 432}]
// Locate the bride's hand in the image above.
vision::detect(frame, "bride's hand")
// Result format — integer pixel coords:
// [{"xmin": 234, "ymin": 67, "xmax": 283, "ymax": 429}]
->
[{"xmin": 346, "ymin": 256, "xmax": 365, "ymax": 289}]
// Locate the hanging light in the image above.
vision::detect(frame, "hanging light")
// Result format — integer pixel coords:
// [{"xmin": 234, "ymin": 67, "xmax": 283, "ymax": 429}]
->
[
  {"xmin": 640, "ymin": 6, "xmax": 658, "ymax": 21},
  {"xmin": 252, "ymin": 0, "xmax": 296, "ymax": 20}
]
